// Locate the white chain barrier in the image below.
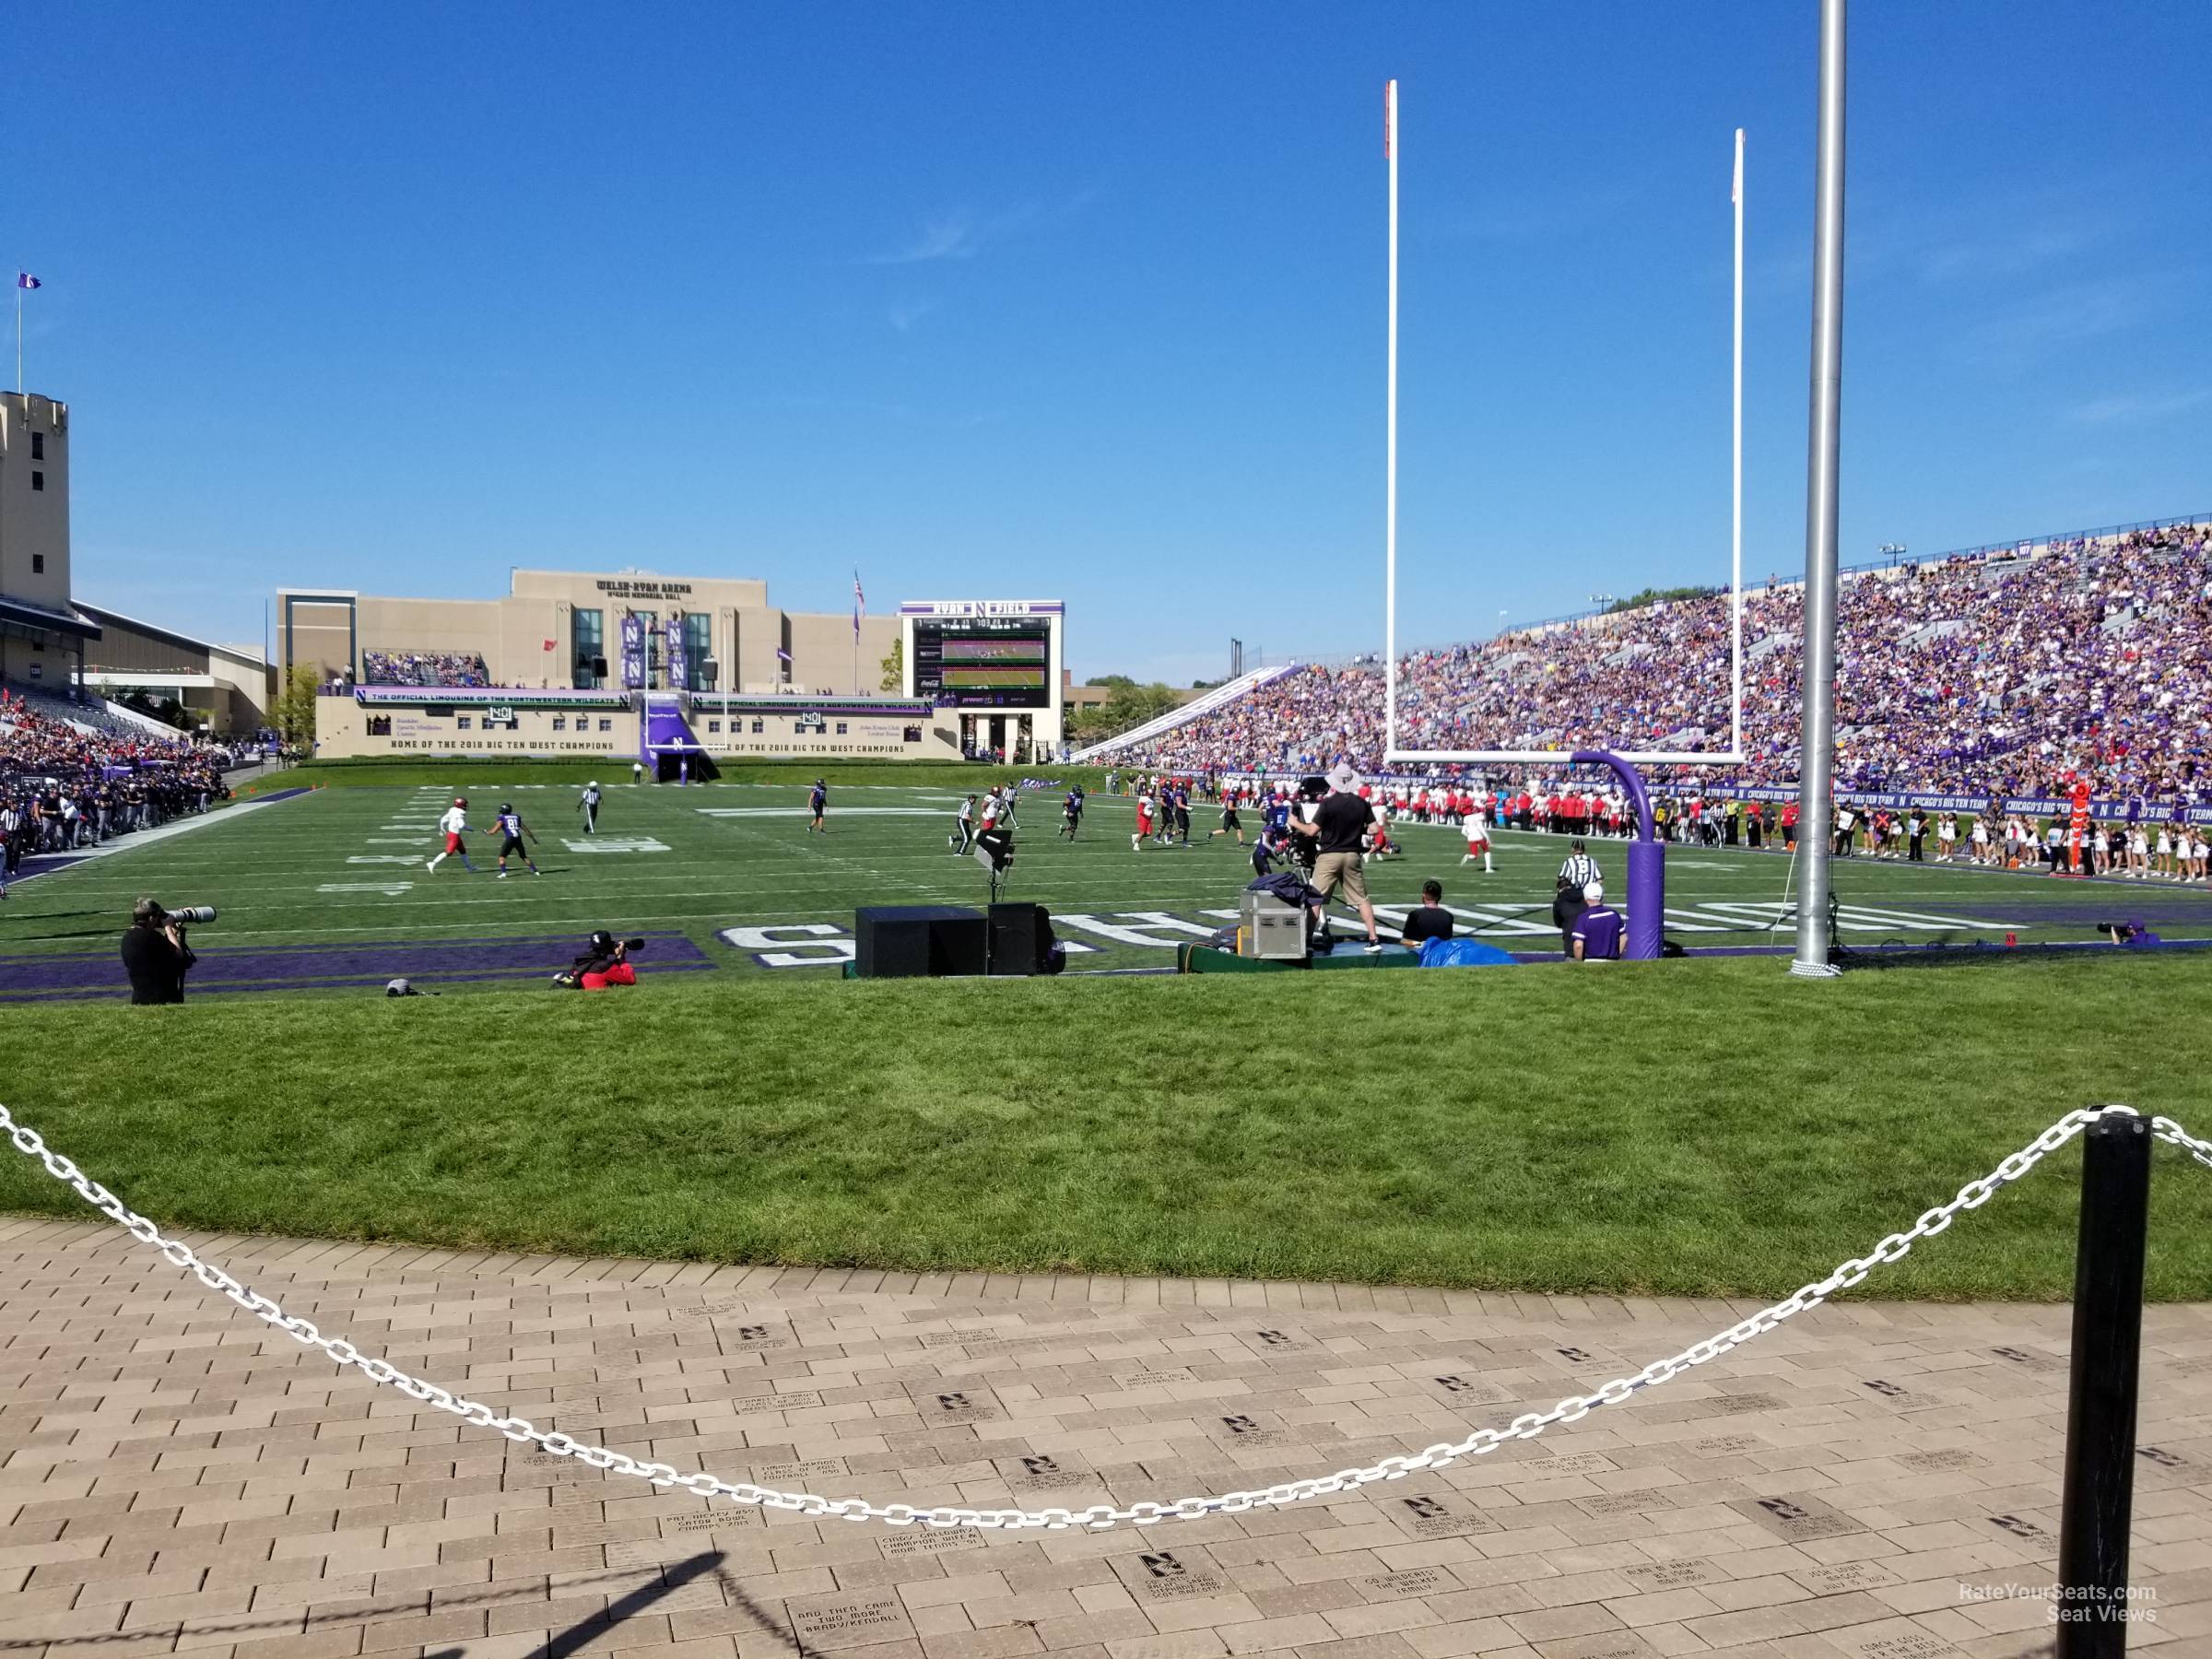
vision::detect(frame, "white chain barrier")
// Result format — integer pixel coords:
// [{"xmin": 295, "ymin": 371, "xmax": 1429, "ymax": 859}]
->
[{"xmin": 3, "ymin": 1101, "xmax": 2208, "ymax": 1531}]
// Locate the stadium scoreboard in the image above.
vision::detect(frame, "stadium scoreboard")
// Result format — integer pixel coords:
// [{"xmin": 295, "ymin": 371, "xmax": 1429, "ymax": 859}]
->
[
  {"xmin": 900, "ymin": 600, "xmax": 1065, "ymax": 712},
  {"xmin": 912, "ymin": 616, "xmax": 1052, "ymax": 708},
  {"xmin": 899, "ymin": 599, "xmax": 1066, "ymax": 760}
]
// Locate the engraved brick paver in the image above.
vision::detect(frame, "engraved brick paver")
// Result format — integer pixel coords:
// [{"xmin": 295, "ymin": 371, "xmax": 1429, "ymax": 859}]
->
[{"xmin": 2, "ymin": 1224, "xmax": 2209, "ymax": 1656}]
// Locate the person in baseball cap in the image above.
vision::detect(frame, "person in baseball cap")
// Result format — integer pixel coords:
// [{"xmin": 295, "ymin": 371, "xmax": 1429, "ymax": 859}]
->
[
  {"xmin": 1289, "ymin": 762, "xmax": 1384, "ymax": 952},
  {"xmin": 1571, "ymin": 880, "xmax": 1625, "ymax": 961}
]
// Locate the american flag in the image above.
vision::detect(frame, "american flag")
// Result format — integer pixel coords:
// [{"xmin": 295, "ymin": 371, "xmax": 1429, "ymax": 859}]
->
[{"xmin": 853, "ymin": 570, "xmax": 865, "ymax": 639}]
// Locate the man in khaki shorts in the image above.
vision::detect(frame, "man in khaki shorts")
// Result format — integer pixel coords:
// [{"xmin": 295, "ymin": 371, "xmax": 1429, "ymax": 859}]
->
[{"xmin": 1292, "ymin": 762, "xmax": 1383, "ymax": 953}]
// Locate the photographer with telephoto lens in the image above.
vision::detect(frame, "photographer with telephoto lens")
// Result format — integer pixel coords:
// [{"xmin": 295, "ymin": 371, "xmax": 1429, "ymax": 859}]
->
[
  {"xmin": 553, "ymin": 930, "xmax": 644, "ymax": 989},
  {"xmin": 121, "ymin": 898, "xmax": 212, "ymax": 1005}
]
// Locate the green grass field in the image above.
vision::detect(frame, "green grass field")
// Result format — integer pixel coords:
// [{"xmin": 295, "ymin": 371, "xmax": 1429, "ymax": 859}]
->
[
  {"xmin": 5, "ymin": 771, "xmax": 2210, "ymax": 1299},
  {"xmin": 7, "ymin": 776, "xmax": 2210, "ymax": 984},
  {"xmin": 1, "ymin": 955, "xmax": 2208, "ymax": 1299}
]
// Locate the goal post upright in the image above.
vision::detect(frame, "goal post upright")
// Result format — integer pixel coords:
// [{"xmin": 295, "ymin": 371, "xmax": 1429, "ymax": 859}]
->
[
  {"xmin": 1732, "ymin": 126, "xmax": 1746, "ymax": 763},
  {"xmin": 1383, "ymin": 78, "xmax": 1400, "ymax": 769}
]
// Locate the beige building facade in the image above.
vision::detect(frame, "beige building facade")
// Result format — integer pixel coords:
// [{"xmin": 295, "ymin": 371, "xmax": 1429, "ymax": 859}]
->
[
  {"xmin": 288, "ymin": 575, "xmax": 1071, "ymax": 764},
  {"xmin": 315, "ymin": 687, "xmax": 964, "ymax": 762},
  {"xmin": 276, "ymin": 569, "xmax": 900, "ymax": 698}
]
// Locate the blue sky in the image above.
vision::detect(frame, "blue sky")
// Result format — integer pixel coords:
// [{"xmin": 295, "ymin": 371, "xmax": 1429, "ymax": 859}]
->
[{"xmin": 9, "ymin": 3, "xmax": 2207, "ymax": 684}]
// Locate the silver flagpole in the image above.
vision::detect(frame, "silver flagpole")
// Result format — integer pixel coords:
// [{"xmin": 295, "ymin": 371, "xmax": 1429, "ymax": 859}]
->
[{"xmin": 1793, "ymin": 0, "xmax": 1848, "ymax": 978}]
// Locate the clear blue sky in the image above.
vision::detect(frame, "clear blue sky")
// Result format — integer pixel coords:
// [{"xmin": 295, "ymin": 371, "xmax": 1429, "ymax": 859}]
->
[{"xmin": 9, "ymin": 3, "xmax": 2206, "ymax": 685}]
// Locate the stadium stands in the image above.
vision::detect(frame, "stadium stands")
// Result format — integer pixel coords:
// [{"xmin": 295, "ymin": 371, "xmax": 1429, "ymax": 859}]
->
[
  {"xmin": 1098, "ymin": 518, "xmax": 2212, "ymax": 800},
  {"xmin": 362, "ymin": 649, "xmax": 489, "ymax": 688},
  {"xmin": 1066, "ymin": 664, "xmax": 1302, "ymax": 762},
  {"xmin": 1, "ymin": 688, "xmax": 231, "ymax": 859}
]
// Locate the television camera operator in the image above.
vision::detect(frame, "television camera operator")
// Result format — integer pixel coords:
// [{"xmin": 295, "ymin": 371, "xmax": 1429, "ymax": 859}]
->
[
  {"xmin": 121, "ymin": 898, "xmax": 210, "ymax": 1006},
  {"xmin": 1288, "ymin": 765, "xmax": 1383, "ymax": 954}
]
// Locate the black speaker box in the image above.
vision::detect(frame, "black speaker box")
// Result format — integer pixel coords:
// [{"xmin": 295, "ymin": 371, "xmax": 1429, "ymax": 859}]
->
[
  {"xmin": 931, "ymin": 912, "xmax": 988, "ymax": 977},
  {"xmin": 987, "ymin": 902, "xmax": 1044, "ymax": 976},
  {"xmin": 854, "ymin": 906, "xmax": 988, "ymax": 978}
]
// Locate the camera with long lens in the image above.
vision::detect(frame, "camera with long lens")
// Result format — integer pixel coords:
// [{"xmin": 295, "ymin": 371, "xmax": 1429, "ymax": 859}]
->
[{"xmin": 169, "ymin": 906, "xmax": 218, "ymax": 925}]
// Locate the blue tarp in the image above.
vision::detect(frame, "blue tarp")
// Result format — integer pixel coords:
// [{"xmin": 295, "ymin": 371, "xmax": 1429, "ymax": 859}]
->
[{"xmin": 1418, "ymin": 937, "xmax": 1516, "ymax": 968}]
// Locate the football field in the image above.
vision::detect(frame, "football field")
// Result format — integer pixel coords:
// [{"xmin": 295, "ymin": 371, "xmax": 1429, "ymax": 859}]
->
[{"xmin": 6, "ymin": 777, "xmax": 2211, "ymax": 998}]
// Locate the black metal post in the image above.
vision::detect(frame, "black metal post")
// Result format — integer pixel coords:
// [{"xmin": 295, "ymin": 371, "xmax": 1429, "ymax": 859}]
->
[{"xmin": 2055, "ymin": 1112, "xmax": 2152, "ymax": 1656}]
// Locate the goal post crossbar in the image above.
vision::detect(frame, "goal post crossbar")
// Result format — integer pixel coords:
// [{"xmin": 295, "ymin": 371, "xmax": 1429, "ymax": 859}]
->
[{"xmin": 1387, "ymin": 748, "xmax": 1747, "ymax": 768}]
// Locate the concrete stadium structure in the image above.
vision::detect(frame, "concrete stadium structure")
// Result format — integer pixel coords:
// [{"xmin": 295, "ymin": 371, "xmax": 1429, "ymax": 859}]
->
[
  {"xmin": 277, "ymin": 579, "xmax": 1071, "ymax": 765},
  {"xmin": 2, "ymin": 390, "xmax": 271, "ymax": 734}
]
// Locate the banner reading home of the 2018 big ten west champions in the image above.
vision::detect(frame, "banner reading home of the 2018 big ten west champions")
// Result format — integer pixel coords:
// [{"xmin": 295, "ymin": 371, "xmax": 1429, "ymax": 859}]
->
[{"xmin": 619, "ymin": 614, "xmax": 645, "ymax": 689}]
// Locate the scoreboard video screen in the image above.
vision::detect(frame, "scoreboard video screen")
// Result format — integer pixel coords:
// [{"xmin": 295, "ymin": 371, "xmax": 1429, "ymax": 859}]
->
[{"xmin": 912, "ymin": 617, "xmax": 1052, "ymax": 708}]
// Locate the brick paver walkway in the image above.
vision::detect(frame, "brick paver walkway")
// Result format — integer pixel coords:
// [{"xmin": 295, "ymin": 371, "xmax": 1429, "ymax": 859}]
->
[{"xmin": 4, "ymin": 1216, "xmax": 2208, "ymax": 1659}]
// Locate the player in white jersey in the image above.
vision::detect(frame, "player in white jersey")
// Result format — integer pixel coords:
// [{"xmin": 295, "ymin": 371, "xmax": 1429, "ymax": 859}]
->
[
  {"xmin": 1460, "ymin": 808, "xmax": 1492, "ymax": 871},
  {"xmin": 427, "ymin": 798, "xmax": 478, "ymax": 873}
]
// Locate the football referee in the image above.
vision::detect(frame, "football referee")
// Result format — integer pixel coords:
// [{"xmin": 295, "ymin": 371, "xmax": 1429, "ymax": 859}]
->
[{"xmin": 1554, "ymin": 840, "xmax": 1602, "ymax": 952}]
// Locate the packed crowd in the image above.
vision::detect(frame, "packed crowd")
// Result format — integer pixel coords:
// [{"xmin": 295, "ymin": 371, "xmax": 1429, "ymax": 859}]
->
[
  {"xmin": 1115, "ymin": 520, "xmax": 2212, "ymax": 804},
  {"xmin": 0, "ymin": 690, "xmax": 232, "ymax": 888},
  {"xmin": 363, "ymin": 650, "xmax": 490, "ymax": 688}
]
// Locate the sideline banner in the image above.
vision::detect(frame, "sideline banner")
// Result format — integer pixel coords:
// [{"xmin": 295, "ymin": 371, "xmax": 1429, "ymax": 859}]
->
[{"xmin": 665, "ymin": 617, "xmax": 688, "ymax": 691}]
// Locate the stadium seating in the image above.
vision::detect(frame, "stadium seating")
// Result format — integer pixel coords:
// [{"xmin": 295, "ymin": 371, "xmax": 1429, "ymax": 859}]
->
[
  {"xmin": 0, "ymin": 683, "xmax": 179, "ymax": 744},
  {"xmin": 362, "ymin": 649, "xmax": 490, "ymax": 688},
  {"xmin": 1097, "ymin": 518, "xmax": 2212, "ymax": 800},
  {"xmin": 1066, "ymin": 664, "xmax": 1302, "ymax": 763}
]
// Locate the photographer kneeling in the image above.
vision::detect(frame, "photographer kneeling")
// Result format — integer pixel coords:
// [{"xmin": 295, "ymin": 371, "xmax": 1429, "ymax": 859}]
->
[
  {"xmin": 554, "ymin": 930, "xmax": 642, "ymax": 990},
  {"xmin": 121, "ymin": 898, "xmax": 202, "ymax": 1005}
]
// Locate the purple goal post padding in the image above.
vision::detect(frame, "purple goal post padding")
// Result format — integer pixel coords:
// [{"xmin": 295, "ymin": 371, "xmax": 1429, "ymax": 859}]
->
[{"xmin": 1571, "ymin": 747, "xmax": 1665, "ymax": 962}]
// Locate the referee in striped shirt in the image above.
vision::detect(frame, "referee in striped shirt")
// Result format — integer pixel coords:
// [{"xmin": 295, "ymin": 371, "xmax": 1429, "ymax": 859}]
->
[{"xmin": 1554, "ymin": 841, "xmax": 1602, "ymax": 952}]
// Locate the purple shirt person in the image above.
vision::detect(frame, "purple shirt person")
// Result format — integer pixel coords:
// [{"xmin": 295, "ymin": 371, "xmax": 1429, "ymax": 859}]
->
[{"xmin": 1571, "ymin": 881, "xmax": 1625, "ymax": 961}]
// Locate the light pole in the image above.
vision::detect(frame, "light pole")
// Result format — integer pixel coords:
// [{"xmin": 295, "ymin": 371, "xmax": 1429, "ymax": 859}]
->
[
  {"xmin": 1878, "ymin": 541, "xmax": 1907, "ymax": 565},
  {"xmin": 1792, "ymin": 0, "xmax": 1849, "ymax": 981}
]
